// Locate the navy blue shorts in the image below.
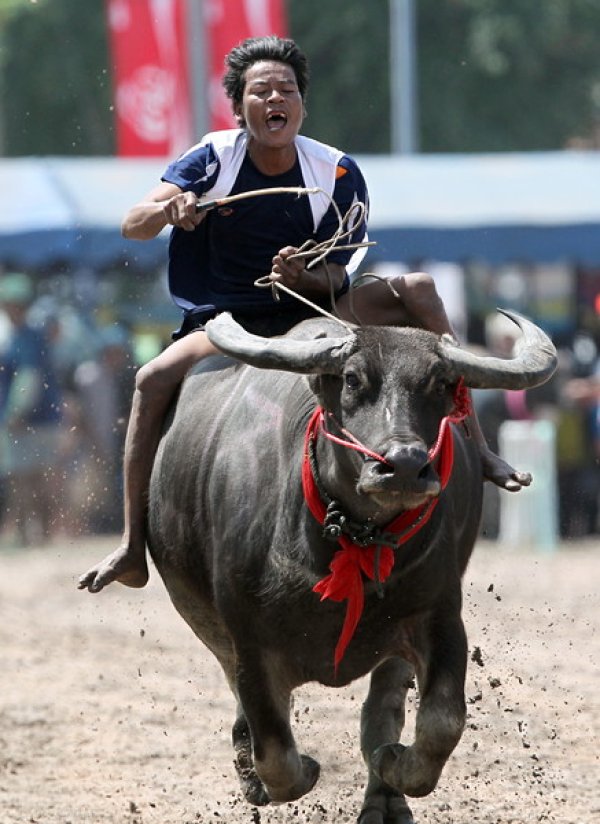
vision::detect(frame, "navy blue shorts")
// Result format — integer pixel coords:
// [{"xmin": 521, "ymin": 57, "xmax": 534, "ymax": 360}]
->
[{"xmin": 172, "ymin": 283, "xmax": 349, "ymax": 341}]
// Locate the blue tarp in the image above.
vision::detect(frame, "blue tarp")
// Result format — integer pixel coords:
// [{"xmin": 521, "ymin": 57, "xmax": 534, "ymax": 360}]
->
[
  {"xmin": 369, "ymin": 223, "xmax": 600, "ymax": 266},
  {"xmin": 2, "ymin": 151, "xmax": 600, "ymax": 269},
  {"xmin": 0, "ymin": 228, "xmax": 167, "ymax": 269}
]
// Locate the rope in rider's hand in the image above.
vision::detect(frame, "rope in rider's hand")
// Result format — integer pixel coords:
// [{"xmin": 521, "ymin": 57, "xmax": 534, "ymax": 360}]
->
[
  {"xmin": 195, "ymin": 185, "xmax": 375, "ymax": 330},
  {"xmin": 286, "ymin": 200, "xmax": 373, "ymax": 270},
  {"xmin": 254, "ymin": 190, "xmax": 373, "ymax": 330},
  {"xmin": 265, "ymin": 197, "xmax": 402, "ymax": 328}
]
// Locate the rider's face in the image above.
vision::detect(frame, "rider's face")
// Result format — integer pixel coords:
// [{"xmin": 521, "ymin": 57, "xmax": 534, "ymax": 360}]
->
[{"xmin": 235, "ymin": 60, "xmax": 304, "ymax": 149}]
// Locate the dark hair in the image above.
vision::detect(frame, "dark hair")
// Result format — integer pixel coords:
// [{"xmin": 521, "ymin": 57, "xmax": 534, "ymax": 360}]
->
[{"xmin": 222, "ymin": 36, "xmax": 309, "ymax": 107}]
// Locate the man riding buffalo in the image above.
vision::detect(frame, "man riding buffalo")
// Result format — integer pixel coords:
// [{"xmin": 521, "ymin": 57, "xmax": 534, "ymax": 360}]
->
[{"xmin": 79, "ymin": 35, "xmax": 531, "ymax": 595}]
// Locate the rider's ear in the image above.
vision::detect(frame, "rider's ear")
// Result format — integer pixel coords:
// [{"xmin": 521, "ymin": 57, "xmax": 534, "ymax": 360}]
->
[{"xmin": 234, "ymin": 106, "xmax": 245, "ymax": 128}]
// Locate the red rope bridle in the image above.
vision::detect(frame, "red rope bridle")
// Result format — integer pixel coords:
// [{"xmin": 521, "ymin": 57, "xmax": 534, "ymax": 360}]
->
[{"xmin": 302, "ymin": 379, "xmax": 472, "ymax": 671}]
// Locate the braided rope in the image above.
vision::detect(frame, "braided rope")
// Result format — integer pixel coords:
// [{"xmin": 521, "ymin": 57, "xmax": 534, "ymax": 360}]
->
[{"xmin": 247, "ymin": 185, "xmax": 374, "ymax": 331}]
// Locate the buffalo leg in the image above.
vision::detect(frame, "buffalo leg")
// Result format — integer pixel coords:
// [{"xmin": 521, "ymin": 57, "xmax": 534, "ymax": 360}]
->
[
  {"xmin": 371, "ymin": 613, "xmax": 467, "ymax": 798},
  {"xmin": 234, "ymin": 653, "xmax": 320, "ymax": 803},
  {"xmin": 359, "ymin": 657, "xmax": 416, "ymax": 824},
  {"xmin": 232, "ymin": 708, "xmax": 270, "ymax": 806}
]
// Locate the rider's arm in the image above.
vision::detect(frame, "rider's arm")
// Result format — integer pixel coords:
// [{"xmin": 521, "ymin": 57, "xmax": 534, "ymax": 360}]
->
[{"xmin": 121, "ymin": 182, "xmax": 206, "ymax": 240}]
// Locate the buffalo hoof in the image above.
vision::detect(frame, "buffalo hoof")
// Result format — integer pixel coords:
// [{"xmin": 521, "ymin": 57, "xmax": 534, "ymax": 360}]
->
[
  {"xmin": 358, "ymin": 792, "xmax": 414, "ymax": 824},
  {"xmin": 234, "ymin": 749, "xmax": 270, "ymax": 807},
  {"xmin": 372, "ymin": 743, "xmax": 438, "ymax": 799},
  {"xmin": 266, "ymin": 755, "xmax": 320, "ymax": 803},
  {"xmin": 239, "ymin": 772, "xmax": 270, "ymax": 807}
]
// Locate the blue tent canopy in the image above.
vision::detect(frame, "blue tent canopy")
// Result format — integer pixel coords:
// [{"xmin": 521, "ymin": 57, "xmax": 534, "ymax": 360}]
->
[
  {"xmin": 2, "ymin": 151, "xmax": 600, "ymax": 269},
  {"xmin": 369, "ymin": 222, "xmax": 600, "ymax": 266},
  {"xmin": 361, "ymin": 150, "xmax": 600, "ymax": 266},
  {"xmin": 0, "ymin": 157, "xmax": 168, "ymax": 269}
]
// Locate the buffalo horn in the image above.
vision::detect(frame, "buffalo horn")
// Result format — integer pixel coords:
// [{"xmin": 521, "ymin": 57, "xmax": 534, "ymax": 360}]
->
[
  {"xmin": 205, "ymin": 312, "xmax": 357, "ymax": 374},
  {"xmin": 440, "ymin": 310, "xmax": 557, "ymax": 389}
]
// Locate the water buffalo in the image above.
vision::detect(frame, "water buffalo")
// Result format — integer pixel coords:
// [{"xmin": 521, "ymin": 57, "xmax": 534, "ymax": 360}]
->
[{"xmin": 146, "ymin": 310, "xmax": 556, "ymax": 823}]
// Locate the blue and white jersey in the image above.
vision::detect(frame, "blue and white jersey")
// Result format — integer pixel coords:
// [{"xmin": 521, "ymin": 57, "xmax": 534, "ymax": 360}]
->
[{"xmin": 162, "ymin": 129, "xmax": 369, "ymax": 317}]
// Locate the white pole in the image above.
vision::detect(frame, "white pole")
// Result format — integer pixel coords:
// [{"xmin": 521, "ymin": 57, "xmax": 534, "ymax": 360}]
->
[
  {"xmin": 187, "ymin": 0, "xmax": 209, "ymax": 140},
  {"xmin": 390, "ymin": 0, "xmax": 419, "ymax": 154},
  {"xmin": 498, "ymin": 420, "xmax": 559, "ymax": 553}
]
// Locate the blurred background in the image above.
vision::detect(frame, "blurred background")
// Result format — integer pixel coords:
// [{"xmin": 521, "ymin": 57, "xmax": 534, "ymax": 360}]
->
[{"xmin": 0, "ymin": 0, "xmax": 599, "ymax": 547}]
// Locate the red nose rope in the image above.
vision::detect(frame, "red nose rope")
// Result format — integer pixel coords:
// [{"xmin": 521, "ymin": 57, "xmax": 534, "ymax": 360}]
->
[{"xmin": 302, "ymin": 379, "xmax": 472, "ymax": 671}]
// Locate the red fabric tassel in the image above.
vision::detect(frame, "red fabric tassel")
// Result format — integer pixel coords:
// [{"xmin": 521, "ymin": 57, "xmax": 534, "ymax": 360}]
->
[{"xmin": 313, "ymin": 541, "xmax": 395, "ymax": 670}]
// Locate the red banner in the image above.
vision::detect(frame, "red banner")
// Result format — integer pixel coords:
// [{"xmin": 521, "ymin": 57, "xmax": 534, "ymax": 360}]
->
[
  {"xmin": 106, "ymin": 0, "xmax": 193, "ymax": 157},
  {"xmin": 204, "ymin": 0, "xmax": 288, "ymax": 132}
]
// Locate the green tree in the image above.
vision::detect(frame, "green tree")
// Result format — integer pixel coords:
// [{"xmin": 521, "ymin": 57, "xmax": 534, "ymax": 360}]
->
[
  {"xmin": 418, "ymin": 0, "xmax": 600, "ymax": 152},
  {"xmin": 2, "ymin": 0, "xmax": 113, "ymax": 155},
  {"xmin": 287, "ymin": 0, "xmax": 600, "ymax": 153},
  {"xmin": 288, "ymin": 0, "xmax": 390, "ymax": 152},
  {"xmin": 2, "ymin": 0, "xmax": 600, "ymax": 156}
]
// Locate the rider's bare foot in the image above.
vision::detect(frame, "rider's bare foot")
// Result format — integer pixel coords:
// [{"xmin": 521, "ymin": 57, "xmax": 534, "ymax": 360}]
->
[
  {"xmin": 481, "ymin": 448, "xmax": 532, "ymax": 492},
  {"xmin": 78, "ymin": 544, "xmax": 148, "ymax": 593}
]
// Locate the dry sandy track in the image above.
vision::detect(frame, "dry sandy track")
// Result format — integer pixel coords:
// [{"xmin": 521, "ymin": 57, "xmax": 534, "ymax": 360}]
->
[{"xmin": 0, "ymin": 536, "xmax": 598, "ymax": 823}]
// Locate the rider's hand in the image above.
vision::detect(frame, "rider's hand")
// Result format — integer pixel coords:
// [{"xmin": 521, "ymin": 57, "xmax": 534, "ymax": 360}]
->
[
  {"xmin": 270, "ymin": 246, "xmax": 307, "ymax": 289},
  {"xmin": 162, "ymin": 191, "xmax": 205, "ymax": 232}
]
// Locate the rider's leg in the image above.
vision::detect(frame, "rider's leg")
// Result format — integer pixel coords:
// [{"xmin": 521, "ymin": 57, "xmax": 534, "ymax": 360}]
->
[
  {"xmin": 78, "ymin": 330, "xmax": 219, "ymax": 593},
  {"xmin": 336, "ymin": 272, "xmax": 531, "ymax": 491},
  {"xmin": 336, "ymin": 270, "xmax": 449, "ymax": 332}
]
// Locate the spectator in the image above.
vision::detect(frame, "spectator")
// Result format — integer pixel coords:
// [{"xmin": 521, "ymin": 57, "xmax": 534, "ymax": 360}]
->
[
  {"xmin": 0, "ymin": 273, "xmax": 64, "ymax": 546},
  {"xmin": 72, "ymin": 325, "xmax": 134, "ymax": 533},
  {"xmin": 473, "ymin": 312, "xmax": 558, "ymax": 538},
  {"xmin": 556, "ymin": 343, "xmax": 600, "ymax": 538}
]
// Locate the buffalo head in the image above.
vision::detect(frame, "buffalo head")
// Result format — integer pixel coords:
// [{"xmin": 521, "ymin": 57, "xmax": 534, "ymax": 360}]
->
[{"xmin": 206, "ymin": 310, "xmax": 557, "ymax": 518}]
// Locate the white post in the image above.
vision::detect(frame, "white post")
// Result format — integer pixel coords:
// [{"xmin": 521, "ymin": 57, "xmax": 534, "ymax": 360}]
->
[
  {"xmin": 389, "ymin": 0, "xmax": 418, "ymax": 154},
  {"xmin": 187, "ymin": 0, "xmax": 209, "ymax": 140},
  {"xmin": 498, "ymin": 419, "xmax": 559, "ymax": 552}
]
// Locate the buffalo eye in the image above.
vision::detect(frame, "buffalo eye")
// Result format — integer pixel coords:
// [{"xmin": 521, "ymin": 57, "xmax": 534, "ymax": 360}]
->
[
  {"xmin": 433, "ymin": 377, "xmax": 449, "ymax": 397},
  {"xmin": 344, "ymin": 371, "xmax": 361, "ymax": 390}
]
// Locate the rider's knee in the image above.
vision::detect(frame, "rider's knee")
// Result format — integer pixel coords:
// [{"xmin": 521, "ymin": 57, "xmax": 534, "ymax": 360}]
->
[
  {"xmin": 403, "ymin": 272, "xmax": 438, "ymax": 303},
  {"xmin": 135, "ymin": 359, "xmax": 176, "ymax": 397},
  {"xmin": 402, "ymin": 272, "xmax": 445, "ymax": 319}
]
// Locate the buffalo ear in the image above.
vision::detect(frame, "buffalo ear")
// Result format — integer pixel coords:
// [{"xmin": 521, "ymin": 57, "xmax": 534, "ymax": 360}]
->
[
  {"xmin": 308, "ymin": 373, "xmax": 342, "ymax": 409},
  {"xmin": 308, "ymin": 374, "xmax": 322, "ymax": 396}
]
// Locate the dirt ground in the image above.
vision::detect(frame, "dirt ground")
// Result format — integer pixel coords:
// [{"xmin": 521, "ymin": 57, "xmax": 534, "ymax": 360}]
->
[{"xmin": 0, "ymin": 535, "xmax": 598, "ymax": 824}]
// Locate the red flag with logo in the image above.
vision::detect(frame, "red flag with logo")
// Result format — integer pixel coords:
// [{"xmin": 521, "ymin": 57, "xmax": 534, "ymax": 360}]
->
[
  {"xmin": 204, "ymin": 0, "xmax": 288, "ymax": 132},
  {"xmin": 106, "ymin": 0, "xmax": 193, "ymax": 157}
]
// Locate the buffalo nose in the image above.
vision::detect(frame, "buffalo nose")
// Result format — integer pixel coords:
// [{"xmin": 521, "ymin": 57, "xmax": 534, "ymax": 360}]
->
[{"xmin": 376, "ymin": 441, "xmax": 429, "ymax": 480}]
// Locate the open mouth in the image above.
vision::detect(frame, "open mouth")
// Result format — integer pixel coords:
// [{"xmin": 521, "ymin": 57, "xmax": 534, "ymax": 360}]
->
[
  {"xmin": 266, "ymin": 111, "xmax": 287, "ymax": 131},
  {"xmin": 359, "ymin": 481, "xmax": 441, "ymax": 512}
]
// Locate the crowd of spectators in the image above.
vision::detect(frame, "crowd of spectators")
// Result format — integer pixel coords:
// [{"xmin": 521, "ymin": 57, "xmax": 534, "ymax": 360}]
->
[
  {"xmin": 0, "ymin": 271, "xmax": 598, "ymax": 548},
  {"xmin": 0, "ymin": 272, "xmax": 136, "ymax": 546}
]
